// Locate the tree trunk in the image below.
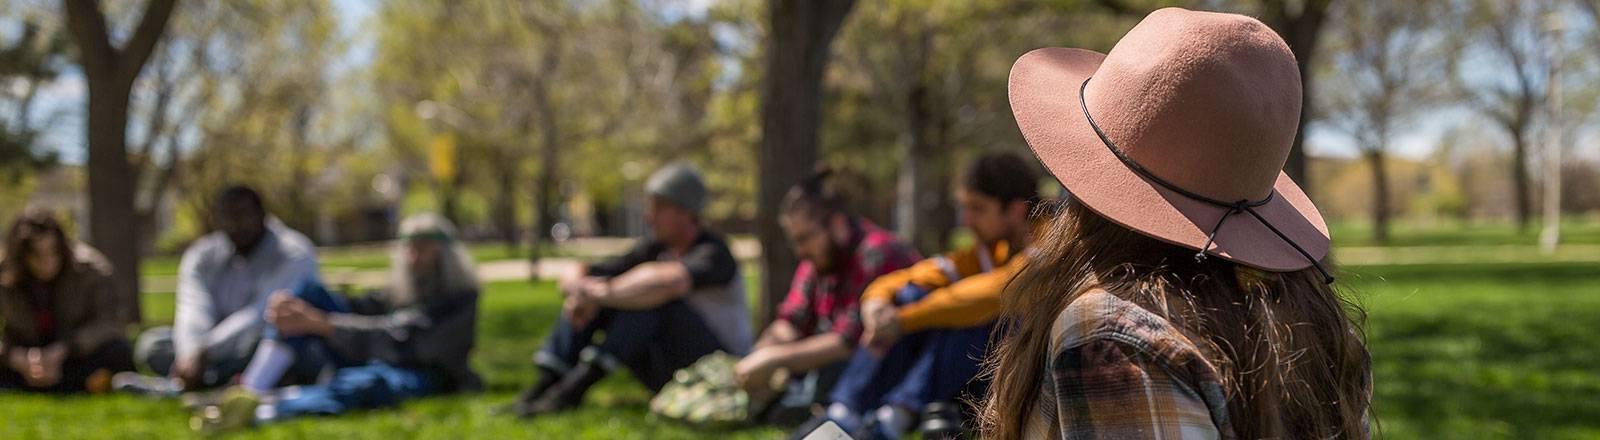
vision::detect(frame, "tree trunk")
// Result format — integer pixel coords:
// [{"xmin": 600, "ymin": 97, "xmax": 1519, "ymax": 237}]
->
[
  {"xmin": 1364, "ymin": 149, "xmax": 1390, "ymax": 243},
  {"xmin": 85, "ymin": 77, "xmax": 142, "ymax": 324},
  {"xmin": 757, "ymin": 0, "xmax": 856, "ymax": 324},
  {"xmin": 492, "ymin": 158, "xmax": 521, "ymax": 253},
  {"xmin": 1263, "ymin": 0, "xmax": 1334, "ymax": 193},
  {"xmin": 531, "ymin": 78, "xmax": 560, "ymax": 273},
  {"xmin": 65, "ymin": 0, "xmax": 178, "ymax": 325},
  {"xmin": 1511, "ymin": 128, "xmax": 1532, "ymax": 231}
]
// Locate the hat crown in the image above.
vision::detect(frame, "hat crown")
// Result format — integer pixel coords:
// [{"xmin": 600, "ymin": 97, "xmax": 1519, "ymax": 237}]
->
[{"xmin": 1082, "ymin": 8, "xmax": 1302, "ymax": 202}]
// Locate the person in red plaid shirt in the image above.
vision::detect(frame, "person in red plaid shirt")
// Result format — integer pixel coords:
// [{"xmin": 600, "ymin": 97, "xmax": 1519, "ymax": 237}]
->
[{"xmin": 734, "ymin": 167, "xmax": 919, "ymax": 426}]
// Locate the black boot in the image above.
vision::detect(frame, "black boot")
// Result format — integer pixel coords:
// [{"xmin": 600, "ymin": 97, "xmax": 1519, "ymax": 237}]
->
[
  {"xmin": 919, "ymin": 401, "xmax": 966, "ymax": 439},
  {"xmin": 515, "ymin": 361, "xmax": 608, "ymax": 419},
  {"xmin": 498, "ymin": 367, "xmax": 562, "ymax": 416}
]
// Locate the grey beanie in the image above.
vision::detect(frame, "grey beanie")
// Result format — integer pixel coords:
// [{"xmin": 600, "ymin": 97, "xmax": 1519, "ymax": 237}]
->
[{"xmin": 645, "ymin": 163, "xmax": 708, "ymax": 215}]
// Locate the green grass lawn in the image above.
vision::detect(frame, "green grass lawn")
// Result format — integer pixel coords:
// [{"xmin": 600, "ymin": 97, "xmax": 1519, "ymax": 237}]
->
[
  {"xmin": 1329, "ymin": 218, "xmax": 1600, "ymax": 247},
  {"xmin": 0, "ymin": 281, "xmax": 784, "ymax": 439},
  {"xmin": 1345, "ymin": 261, "xmax": 1600, "ymax": 439},
  {"xmin": 139, "ymin": 243, "xmax": 533, "ymax": 278},
  {"xmin": 4, "ymin": 258, "xmax": 1597, "ymax": 438}
]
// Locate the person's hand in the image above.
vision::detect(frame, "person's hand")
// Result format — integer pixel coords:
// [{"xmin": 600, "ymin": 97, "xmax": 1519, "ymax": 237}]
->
[
  {"xmin": 563, "ymin": 293, "xmax": 599, "ymax": 329},
  {"xmin": 733, "ymin": 349, "xmax": 778, "ymax": 396},
  {"xmin": 267, "ymin": 292, "xmax": 333, "ymax": 337},
  {"xmin": 4, "ymin": 345, "xmax": 27, "ymax": 375},
  {"xmin": 559, "ymin": 276, "xmax": 589, "ymax": 298},
  {"xmin": 171, "ymin": 352, "xmax": 205, "ymax": 387},
  {"xmin": 860, "ymin": 299, "xmax": 903, "ymax": 356},
  {"xmin": 23, "ymin": 345, "xmax": 66, "ymax": 388},
  {"xmin": 861, "ymin": 303, "xmax": 904, "ymax": 357},
  {"xmin": 860, "ymin": 299, "xmax": 894, "ymax": 335}
]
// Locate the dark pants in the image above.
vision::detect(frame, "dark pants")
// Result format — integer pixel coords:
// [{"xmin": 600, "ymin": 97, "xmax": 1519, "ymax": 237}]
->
[
  {"xmin": 828, "ymin": 325, "xmax": 993, "ymax": 414},
  {"xmin": 829, "ymin": 285, "xmax": 995, "ymax": 414},
  {"xmin": 762, "ymin": 362, "xmax": 846, "ymax": 426},
  {"xmin": 536, "ymin": 300, "xmax": 724, "ymax": 392},
  {"xmin": 0, "ymin": 339, "xmax": 135, "ymax": 393}
]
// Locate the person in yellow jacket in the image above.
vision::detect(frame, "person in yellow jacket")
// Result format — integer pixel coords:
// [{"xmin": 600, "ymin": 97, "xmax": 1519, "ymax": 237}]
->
[{"xmin": 797, "ymin": 153, "xmax": 1039, "ymax": 440}]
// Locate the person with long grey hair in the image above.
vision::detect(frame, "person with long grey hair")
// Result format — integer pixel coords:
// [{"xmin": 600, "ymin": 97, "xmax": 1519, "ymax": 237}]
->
[{"xmin": 189, "ymin": 213, "xmax": 484, "ymax": 433}]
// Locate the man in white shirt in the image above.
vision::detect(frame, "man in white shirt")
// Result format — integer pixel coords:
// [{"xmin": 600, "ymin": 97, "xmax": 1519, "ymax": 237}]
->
[{"xmin": 121, "ymin": 186, "xmax": 319, "ymax": 392}]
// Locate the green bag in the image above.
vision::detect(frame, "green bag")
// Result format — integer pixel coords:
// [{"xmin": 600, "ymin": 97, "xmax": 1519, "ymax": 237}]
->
[{"xmin": 649, "ymin": 351, "xmax": 788, "ymax": 427}]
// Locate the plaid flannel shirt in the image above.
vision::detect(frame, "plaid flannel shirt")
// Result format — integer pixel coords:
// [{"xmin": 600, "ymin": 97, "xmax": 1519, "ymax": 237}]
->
[{"xmin": 1025, "ymin": 289, "xmax": 1373, "ymax": 439}]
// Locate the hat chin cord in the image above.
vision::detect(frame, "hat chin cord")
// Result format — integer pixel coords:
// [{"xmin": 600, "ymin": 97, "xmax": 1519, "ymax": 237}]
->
[{"xmin": 1078, "ymin": 77, "xmax": 1334, "ymax": 284}]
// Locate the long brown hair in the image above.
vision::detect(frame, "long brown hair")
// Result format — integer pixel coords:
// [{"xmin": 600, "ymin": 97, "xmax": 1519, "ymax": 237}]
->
[
  {"xmin": 981, "ymin": 199, "xmax": 1370, "ymax": 439},
  {"xmin": 1, "ymin": 208, "xmax": 75, "ymax": 288}
]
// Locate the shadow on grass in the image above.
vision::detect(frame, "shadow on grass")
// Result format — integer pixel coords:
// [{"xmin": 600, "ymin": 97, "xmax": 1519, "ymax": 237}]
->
[{"xmin": 1348, "ymin": 262, "xmax": 1600, "ymax": 439}]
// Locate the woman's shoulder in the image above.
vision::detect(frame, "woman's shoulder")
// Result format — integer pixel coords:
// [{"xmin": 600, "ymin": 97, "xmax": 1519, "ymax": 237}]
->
[
  {"xmin": 69, "ymin": 241, "xmax": 116, "ymax": 278},
  {"xmin": 1048, "ymin": 289, "xmax": 1210, "ymax": 368}
]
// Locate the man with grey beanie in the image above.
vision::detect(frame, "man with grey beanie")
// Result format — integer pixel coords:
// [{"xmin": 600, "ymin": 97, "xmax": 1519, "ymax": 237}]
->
[{"xmin": 506, "ymin": 163, "xmax": 753, "ymax": 418}]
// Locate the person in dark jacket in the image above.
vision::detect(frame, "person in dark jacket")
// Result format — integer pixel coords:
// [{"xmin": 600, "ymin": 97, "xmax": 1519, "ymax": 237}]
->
[
  {"xmin": 0, "ymin": 208, "xmax": 134, "ymax": 393},
  {"xmin": 190, "ymin": 213, "xmax": 481, "ymax": 432}
]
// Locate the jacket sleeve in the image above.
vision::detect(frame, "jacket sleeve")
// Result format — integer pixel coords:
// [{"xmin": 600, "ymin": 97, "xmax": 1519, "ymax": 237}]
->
[
  {"xmin": 66, "ymin": 267, "xmax": 127, "ymax": 357},
  {"xmin": 894, "ymin": 253, "xmax": 1028, "ymax": 332},
  {"xmin": 325, "ymin": 291, "xmax": 478, "ymax": 363},
  {"xmin": 859, "ymin": 245, "xmax": 983, "ymax": 305}
]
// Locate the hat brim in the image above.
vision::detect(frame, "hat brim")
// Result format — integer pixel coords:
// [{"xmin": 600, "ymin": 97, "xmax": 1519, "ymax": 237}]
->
[{"xmin": 1009, "ymin": 47, "xmax": 1329, "ymax": 272}]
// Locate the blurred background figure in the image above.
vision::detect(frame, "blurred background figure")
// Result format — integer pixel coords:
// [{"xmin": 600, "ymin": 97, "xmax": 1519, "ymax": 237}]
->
[
  {"xmin": 810, "ymin": 153, "xmax": 1040, "ymax": 440},
  {"xmin": 118, "ymin": 186, "xmax": 320, "ymax": 395},
  {"xmin": 190, "ymin": 213, "xmax": 482, "ymax": 433},
  {"xmin": 0, "ymin": 208, "xmax": 133, "ymax": 393},
  {"xmin": 727, "ymin": 167, "xmax": 920, "ymax": 425},
  {"xmin": 506, "ymin": 163, "xmax": 752, "ymax": 418}
]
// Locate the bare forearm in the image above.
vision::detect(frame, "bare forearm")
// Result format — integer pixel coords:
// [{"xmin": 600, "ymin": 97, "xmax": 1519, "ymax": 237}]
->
[
  {"xmin": 755, "ymin": 320, "xmax": 802, "ymax": 351},
  {"xmin": 760, "ymin": 334, "xmax": 852, "ymax": 374},
  {"xmin": 589, "ymin": 262, "xmax": 691, "ymax": 310}
]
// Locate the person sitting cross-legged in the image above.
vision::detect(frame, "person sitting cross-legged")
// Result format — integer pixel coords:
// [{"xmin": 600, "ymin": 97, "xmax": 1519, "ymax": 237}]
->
[
  {"xmin": 732, "ymin": 167, "xmax": 920, "ymax": 426},
  {"xmin": 0, "ymin": 209, "xmax": 135, "ymax": 394},
  {"xmin": 117, "ymin": 186, "xmax": 320, "ymax": 396},
  {"xmin": 506, "ymin": 163, "xmax": 754, "ymax": 418},
  {"xmin": 189, "ymin": 213, "xmax": 482, "ymax": 433},
  {"xmin": 801, "ymin": 153, "xmax": 1041, "ymax": 440}
]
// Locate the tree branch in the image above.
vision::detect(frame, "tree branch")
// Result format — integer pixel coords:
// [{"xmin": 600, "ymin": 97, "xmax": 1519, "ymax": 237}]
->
[
  {"xmin": 118, "ymin": 0, "xmax": 179, "ymax": 81},
  {"xmin": 62, "ymin": 0, "xmax": 117, "ymax": 76}
]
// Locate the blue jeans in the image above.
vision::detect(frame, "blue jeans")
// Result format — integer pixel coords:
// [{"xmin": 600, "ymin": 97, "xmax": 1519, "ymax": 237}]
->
[
  {"xmin": 828, "ymin": 285, "xmax": 995, "ymax": 414},
  {"xmin": 273, "ymin": 363, "xmax": 436, "ymax": 418},
  {"xmin": 261, "ymin": 279, "xmax": 352, "ymax": 382},
  {"xmin": 535, "ymin": 300, "xmax": 724, "ymax": 391},
  {"xmin": 266, "ymin": 280, "xmax": 437, "ymax": 419}
]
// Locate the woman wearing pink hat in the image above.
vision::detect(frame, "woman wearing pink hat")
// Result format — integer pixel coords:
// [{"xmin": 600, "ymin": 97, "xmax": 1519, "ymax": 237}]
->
[{"xmin": 983, "ymin": 8, "xmax": 1370, "ymax": 440}]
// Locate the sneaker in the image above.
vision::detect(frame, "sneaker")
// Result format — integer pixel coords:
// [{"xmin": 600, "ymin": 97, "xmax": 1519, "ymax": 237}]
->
[
  {"xmin": 918, "ymin": 401, "xmax": 966, "ymax": 439},
  {"xmin": 190, "ymin": 387, "xmax": 260, "ymax": 435},
  {"xmin": 112, "ymin": 372, "xmax": 184, "ymax": 398}
]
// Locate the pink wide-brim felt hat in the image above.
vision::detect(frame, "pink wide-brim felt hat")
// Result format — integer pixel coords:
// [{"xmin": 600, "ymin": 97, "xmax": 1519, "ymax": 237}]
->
[{"xmin": 1009, "ymin": 7, "xmax": 1331, "ymax": 275}]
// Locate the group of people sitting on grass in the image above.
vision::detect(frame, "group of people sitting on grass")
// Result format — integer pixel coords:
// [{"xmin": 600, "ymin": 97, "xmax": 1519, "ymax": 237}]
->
[
  {"xmin": 0, "ymin": 153, "xmax": 1035, "ymax": 439},
  {"xmin": 2, "ymin": 185, "xmax": 486, "ymax": 432},
  {"xmin": 500, "ymin": 155, "xmax": 1041, "ymax": 439},
  {"xmin": 3, "ymin": 9, "xmax": 1375, "ymax": 439}
]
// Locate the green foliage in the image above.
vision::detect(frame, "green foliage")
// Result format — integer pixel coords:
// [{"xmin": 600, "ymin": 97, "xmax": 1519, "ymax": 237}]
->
[{"xmin": 0, "ymin": 7, "xmax": 68, "ymax": 179}]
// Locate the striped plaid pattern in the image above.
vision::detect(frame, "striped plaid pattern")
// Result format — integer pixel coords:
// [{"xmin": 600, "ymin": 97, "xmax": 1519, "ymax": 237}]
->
[{"xmin": 1024, "ymin": 289, "xmax": 1233, "ymax": 440}]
